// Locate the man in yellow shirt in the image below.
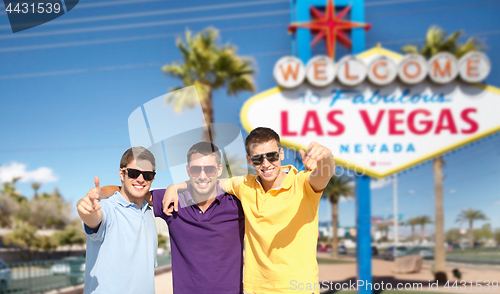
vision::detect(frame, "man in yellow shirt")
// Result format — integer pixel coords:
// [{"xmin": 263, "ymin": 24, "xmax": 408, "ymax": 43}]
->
[{"xmin": 163, "ymin": 127, "xmax": 335, "ymax": 293}]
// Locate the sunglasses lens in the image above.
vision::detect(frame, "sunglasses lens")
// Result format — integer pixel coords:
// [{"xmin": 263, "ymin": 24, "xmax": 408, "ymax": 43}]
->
[
  {"xmin": 204, "ymin": 166, "xmax": 217, "ymax": 176},
  {"xmin": 142, "ymin": 171, "xmax": 155, "ymax": 181},
  {"xmin": 126, "ymin": 168, "xmax": 155, "ymax": 180},
  {"xmin": 189, "ymin": 166, "xmax": 217, "ymax": 177},
  {"xmin": 266, "ymin": 151, "xmax": 280, "ymax": 162},
  {"xmin": 189, "ymin": 166, "xmax": 202, "ymax": 177},
  {"xmin": 250, "ymin": 151, "xmax": 280, "ymax": 165},
  {"xmin": 250, "ymin": 155, "xmax": 264, "ymax": 166},
  {"xmin": 127, "ymin": 169, "xmax": 140, "ymax": 179}
]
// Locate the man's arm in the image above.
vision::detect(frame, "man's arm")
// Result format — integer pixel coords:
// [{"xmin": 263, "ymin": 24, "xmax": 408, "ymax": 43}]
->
[
  {"xmin": 218, "ymin": 176, "xmax": 244, "ymax": 193},
  {"xmin": 161, "ymin": 176, "xmax": 245, "ymax": 216},
  {"xmin": 100, "ymin": 186, "xmax": 119, "ymax": 198},
  {"xmin": 161, "ymin": 181, "xmax": 187, "ymax": 216},
  {"xmin": 76, "ymin": 176, "xmax": 103, "ymax": 229},
  {"xmin": 300, "ymin": 142, "xmax": 335, "ymax": 192}
]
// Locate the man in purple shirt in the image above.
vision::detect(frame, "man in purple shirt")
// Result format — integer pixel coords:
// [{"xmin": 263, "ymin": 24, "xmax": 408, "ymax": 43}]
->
[{"xmin": 100, "ymin": 142, "xmax": 244, "ymax": 294}]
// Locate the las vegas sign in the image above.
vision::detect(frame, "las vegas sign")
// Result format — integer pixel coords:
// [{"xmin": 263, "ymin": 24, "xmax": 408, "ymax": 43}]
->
[{"xmin": 240, "ymin": 46, "xmax": 499, "ymax": 179}]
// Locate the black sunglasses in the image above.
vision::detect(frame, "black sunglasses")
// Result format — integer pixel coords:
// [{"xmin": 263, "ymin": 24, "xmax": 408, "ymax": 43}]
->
[
  {"xmin": 250, "ymin": 150, "xmax": 280, "ymax": 165},
  {"xmin": 188, "ymin": 166, "xmax": 217, "ymax": 177},
  {"xmin": 123, "ymin": 168, "xmax": 156, "ymax": 181}
]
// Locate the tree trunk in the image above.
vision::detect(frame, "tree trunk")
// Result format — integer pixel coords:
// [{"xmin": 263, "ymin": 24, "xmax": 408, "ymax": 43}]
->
[
  {"xmin": 469, "ymin": 220, "xmax": 474, "ymax": 248},
  {"xmin": 421, "ymin": 225, "xmax": 425, "ymax": 242},
  {"xmin": 433, "ymin": 157, "xmax": 447, "ymax": 281},
  {"xmin": 201, "ymin": 89, "xmax": 214, "ymax": 143},
  {"xmin": 331, "ymin": 200, "xmax": 338, "ymax": 259},
  {"xmin": 411, "ymin": 225, "xmax": 415, "ymax": 242}
]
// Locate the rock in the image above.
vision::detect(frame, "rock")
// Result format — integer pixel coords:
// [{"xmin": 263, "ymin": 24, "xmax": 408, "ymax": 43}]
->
[{"xmin": 393, "ymin": 255, "xmax": 423, "ymax": 274}]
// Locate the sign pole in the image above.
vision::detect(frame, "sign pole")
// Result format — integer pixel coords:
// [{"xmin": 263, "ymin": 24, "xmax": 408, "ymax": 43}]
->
[
  {"xmin": 393, "ymin": 174, "xmax": 398, "ymax": 246},
  {"xmin": 356, "ymin": 174, "xmax": 372, "ymax": 294}
]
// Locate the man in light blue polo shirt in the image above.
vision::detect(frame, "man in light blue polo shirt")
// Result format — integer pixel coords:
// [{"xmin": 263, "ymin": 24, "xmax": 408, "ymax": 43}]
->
[{"xmin": 77, "ymin": 147, "xmax": 158, "ymax": 294}]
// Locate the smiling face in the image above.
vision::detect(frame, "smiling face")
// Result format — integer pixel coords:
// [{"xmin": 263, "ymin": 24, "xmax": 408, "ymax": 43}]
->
[
  {"xmin": 246, "ymin": 139, "xmax": 285, "ymax": 189},
  {"xmin": 186, "ymin": 152, "xmax": 222, "ymax": 201},
  {"xmin": 119, "ymin": 159, "xmax": 155, "ymax": 205}
]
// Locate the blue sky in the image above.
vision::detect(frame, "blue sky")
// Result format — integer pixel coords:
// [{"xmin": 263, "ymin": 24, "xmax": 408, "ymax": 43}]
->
[{"xmin": 1, "ymin": 0, "xmax": 499, "ymax": 237}]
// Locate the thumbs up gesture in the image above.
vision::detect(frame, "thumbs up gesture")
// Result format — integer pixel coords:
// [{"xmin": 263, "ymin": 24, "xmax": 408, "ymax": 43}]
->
[{"xmin": 77, "ymin": 176, "xmax": 102, "ymax": 217}]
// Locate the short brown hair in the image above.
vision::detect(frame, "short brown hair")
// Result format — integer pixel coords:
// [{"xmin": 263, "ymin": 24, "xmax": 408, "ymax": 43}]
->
[
  {"xmin": 120, "ymin": 147, "xmax": 156, "ymax": 170},
  {"xmin": 245, "ymin": 127, "xmax": 281, "ymax": 155},
  {"xmin": 187, "ymin": 142, "xmax": 222, "ymax": 165}
]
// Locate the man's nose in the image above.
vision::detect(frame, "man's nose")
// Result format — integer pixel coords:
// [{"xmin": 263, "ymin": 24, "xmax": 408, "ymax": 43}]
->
[
  {"xmin": 262, "ymin": 157, "xmax": 272, "ymax": 166},
  {"xmin": 199, "ymin": 169, "xmax": 208, "ymax": 178},
  {"xmin": 136, "ymin": 173, "xmax": 146, "ymax": 182}
]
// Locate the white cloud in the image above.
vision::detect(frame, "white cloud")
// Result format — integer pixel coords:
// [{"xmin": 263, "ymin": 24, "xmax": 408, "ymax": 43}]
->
[
  {"xmin": 493, "ymin": 201, "xmax": 500, "ymax": 206},
  {"xmin": 370, "ymin": 177, "xmax": 393, "ymax": 189},
  {"xmin": 339, "ymin": 197, "xmax": 354, "ymax": 203},
  {"xmin": 0, "ymin": 162, "xmax": 58, "ymax": 184}
]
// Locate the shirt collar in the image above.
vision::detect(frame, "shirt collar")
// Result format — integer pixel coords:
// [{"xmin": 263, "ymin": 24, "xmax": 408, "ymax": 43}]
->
[
  {"xmin": 255, "ymin": 165, "xmax": 297, "ymax": 190},
  {"xmin": 112, "ymin": 191, "xmax": 150, "ymax": 212},
  {"xmin": 182, "ymin": 183, "xmax": 223, "ymax": 206}
]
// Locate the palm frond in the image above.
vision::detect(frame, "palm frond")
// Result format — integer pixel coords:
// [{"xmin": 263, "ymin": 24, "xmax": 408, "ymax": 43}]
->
[
  {"xmin": 401, "ymin": 25, "xmax": 484, "ymax": 58},
  {"xmin": 162, "ymin": 27, "xmax": 256, "ymax": 117},
  {"xmin": 401, "ymin": 45, "xmax": 419, "ymax": 54},
  {"xmin": 322, "ymin": 176, "xmax": 354, "ymax": 203}
]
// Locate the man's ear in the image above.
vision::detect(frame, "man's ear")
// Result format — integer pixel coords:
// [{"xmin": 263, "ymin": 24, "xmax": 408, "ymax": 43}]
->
[
  {"xmin": 279, "ymin": 148, "xmax": 285, "ymax": 161},
  {"xmin": 119, "ymin": 169, "xmax": 125, "ymax": 182},
  {"xmin": 246, "ymin": 155, "xmax": 252, "ymax": 167},
  {"xmin": 217, "ymin": 164, "xmax": 223, "ymax": 177},
  {"xmin": 186, "ymin": 164, "xmax": 190, "ymax": 175}
]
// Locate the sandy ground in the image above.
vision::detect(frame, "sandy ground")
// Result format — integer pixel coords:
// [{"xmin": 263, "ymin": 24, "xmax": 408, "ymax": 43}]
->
[
  {"xmin": 317, "ymin": 252, "xmax": 500, "ymax": 293},
  {"xmin": 155, "ymin": 269, "xmax": 173, "ymax": 294},
  {"xmin": 153, "ymin": 253, "xmax": 500, "ymax": 294}
]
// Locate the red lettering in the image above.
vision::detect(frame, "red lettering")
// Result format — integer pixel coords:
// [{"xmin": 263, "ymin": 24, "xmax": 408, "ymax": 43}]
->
[
  {"xmin": 435, "ymin": 109, "xmax": 458, "ymax": 134},
  {"xmin": 327, "ymin": 110, "xmax": 345, "ymax": 135},
  {"xmin": 461, "ymin": 108, "xmax": 478, "ymax": 134},
  {"xmin": 280, "ymin": 111, "xmax": 297, "ymax": 136},
  {"xmin": 301, "ymin": 111, "xmax": 324, "ymax": 136},
  {"xmin": 359, "ymin": 110, "xmax": 385, "ymax": 135},
  {"xmin": 408, "ymin": 109, "xmax": 433, "ymax": 135},
  {"xmin": 389, "ymin": 109, "xmax": 405, "ymax": 135}
]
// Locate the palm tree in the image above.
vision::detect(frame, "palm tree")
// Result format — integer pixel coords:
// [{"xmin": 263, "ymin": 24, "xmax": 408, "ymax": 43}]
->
[
  {"xmin": 406, "ymin": 217, "xmax": 420, "ymax": 242},
  {"xmin": 162, "ymin": 27, "xmax": 256, "ymax": 142},
  {"xmin": 2, "ymin": 177, "xmax": 27, "ymax": 203},
  {"xmin": 322, "ymin": 176, "xmax": 354, "ymax": 258},
  {"xmin": 402, "ymin": 26, "xmax": 483, "ymax": 281},
  {"xmin": 456, "ymin": 209, "xmax": 488, "ymax": 248},
  {"xmin": 416, "ymin": 215, "xmax": 433, "ymax": 241},
  {"xmin": 220, "ymin": 152, "xmax": 252, "ymax": 178},
  {"xmin": 432, "ymin": 157, "xmax": 446, "ymax": 281},
  {"xmin": 31, "ymin": 182, "xmax": 41, "ymax": 198},
  {"xmin": 402, "ymin": 26, "xmax": 483, "ymax": 58}
]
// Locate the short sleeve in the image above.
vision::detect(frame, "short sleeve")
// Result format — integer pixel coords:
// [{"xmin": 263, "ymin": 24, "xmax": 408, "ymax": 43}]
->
[
  {"xmin": 151, "ymin": 189, "xmax": 166, "ymax": 218},
  {"xmin": 222, "ymin": 175, "xmax": 248, "ymax": 199},
  {"xmin": 301, "ymin": 170, "xmax": 323, "ymax": 198},
  {"xmin": 222, "ymin": 178, "xmax": 239, "ymax": 199},
  {"xmin": 83, "ymin": 200, "xmax": 111, "ymax": 243}
]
